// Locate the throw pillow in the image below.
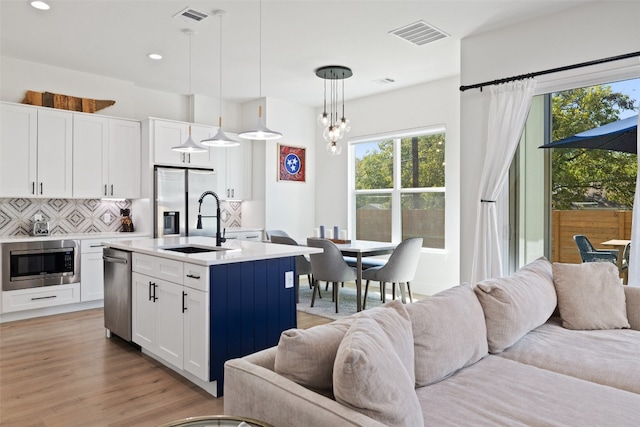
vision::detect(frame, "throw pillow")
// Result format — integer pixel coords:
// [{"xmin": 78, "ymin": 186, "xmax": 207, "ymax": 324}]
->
[
  {"xmin": 474, "ymin": 257, "xmax": 557, "ymax": 353},
  {"xmin": 274, "ymin": 299, "xmax": 411, "ymax": 397},
  {"xmin": 406, "ymin": 284, "xmax": 488, "ymax": 386},
  {"xmin": 333, "ymin": 316, "xmax": 424, "ymax": 427},
  {"xmin": 553, "ymin": 262, "xmax": 630, "ymax": 330}
]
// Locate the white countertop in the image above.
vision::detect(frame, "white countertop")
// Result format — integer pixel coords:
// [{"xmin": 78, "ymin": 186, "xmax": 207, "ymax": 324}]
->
[
  {"xmin": 103, "ymin": 236, "xmax": 321, "ymax": 266},
  {"xmin": 0, "ymin": 231, "xmax": 149, "ymax": 244}
]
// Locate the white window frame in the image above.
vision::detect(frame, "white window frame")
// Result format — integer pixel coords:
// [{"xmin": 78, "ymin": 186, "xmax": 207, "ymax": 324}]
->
[{"xmin": 348, "ymin": 125, "xmax": 446, "ymax": 247}]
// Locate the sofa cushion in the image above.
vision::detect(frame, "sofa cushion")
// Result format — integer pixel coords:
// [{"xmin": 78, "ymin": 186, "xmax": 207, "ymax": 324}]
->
[
  {"xmin": 333, "ymin": 315, "xmax": 423, "ymax": 427},
  {"xmin": 474, "ymin": 257, "xmax": 557, "ymax": 353},
  {"xmin": 498, "ymin": 317, "xmax": 640, "ymax": 394},
  {"xmin": 273, "ymin": 299, "xmax": 410, "ymax": 397},
  {"xmin": 406, "ymin": 284, "xmax": 488, "ymax": 386},
  {"xmin": 552, "ymin": 262, "xmax": 630, "ymax": 330},
  {"xmin": 415, "ymin": 355, "xmax": 640, "ymax": 426}
]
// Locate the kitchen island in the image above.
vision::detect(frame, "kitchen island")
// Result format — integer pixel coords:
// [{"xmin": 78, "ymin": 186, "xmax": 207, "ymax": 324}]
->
[{"xmin": 103, "ymin": 236, "xmax": 321, "ymax": 397}]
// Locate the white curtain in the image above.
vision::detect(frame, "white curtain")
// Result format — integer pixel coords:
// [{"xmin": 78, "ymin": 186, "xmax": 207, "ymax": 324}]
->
[
  {"xmin": 470, "ymin": 79, "xmax": 537, "ymax": 284},
  {"xmin": 628, "ymin": 113, "xmax": 640, "ymax": 287}
]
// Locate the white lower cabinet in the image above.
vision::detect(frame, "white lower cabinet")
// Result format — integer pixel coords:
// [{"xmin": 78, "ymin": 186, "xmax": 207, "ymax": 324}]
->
[
  {"xmin": 80, "ymin": 238, "xmax": 119, "ymax": 302},
  {"xmin": 132, "ymin": 253, "xmax": 209, "ymax": 381},
  {"xmin": 2, "ymin": 283, "xmax": 80, "ymax": 313}
]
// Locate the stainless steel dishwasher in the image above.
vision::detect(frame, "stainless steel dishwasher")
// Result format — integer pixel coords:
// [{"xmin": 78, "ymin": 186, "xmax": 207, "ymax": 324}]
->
[{"xmin": 103, "ymin": 247, "xmax": 132, "ymax": 341}]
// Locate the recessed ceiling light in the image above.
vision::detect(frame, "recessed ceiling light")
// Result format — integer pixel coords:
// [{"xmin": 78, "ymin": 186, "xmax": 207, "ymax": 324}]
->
[
  {"xmin": 148, "ymin": 53, "xmax": 163, "ymax": 60},
  {"xmin": 30, "ymin": 1, "xmax": 50, "ymax": 10}
]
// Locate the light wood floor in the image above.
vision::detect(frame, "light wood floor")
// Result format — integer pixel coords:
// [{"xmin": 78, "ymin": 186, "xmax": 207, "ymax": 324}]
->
[{"xmin": 0, "ymin": 308, "xmax": 331, "ymax": 426}]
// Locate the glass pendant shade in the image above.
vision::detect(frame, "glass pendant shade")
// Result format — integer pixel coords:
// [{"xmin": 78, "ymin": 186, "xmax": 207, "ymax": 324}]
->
[
  {"xmin": 326, "ymin": 141, "xmax": 343, "ymax": 156},
  {"xmin": 239, "ymin": 106, "xmax": 282, "ymax": 140},
  {"xmin": 172, "ymin": 125, "xmax": 207, "ymax": 153}
]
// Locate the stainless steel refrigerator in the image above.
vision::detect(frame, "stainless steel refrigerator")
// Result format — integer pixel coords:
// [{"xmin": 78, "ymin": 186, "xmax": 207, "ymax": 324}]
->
[{"xmin": 154, "ymin": 167, "xmax": 219, "ymax": 238}]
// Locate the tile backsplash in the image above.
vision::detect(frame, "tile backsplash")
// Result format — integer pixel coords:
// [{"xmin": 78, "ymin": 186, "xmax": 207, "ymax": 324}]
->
[{"xmin": 0, "ymin": 198, "xmax": 242, "ymax": 236}]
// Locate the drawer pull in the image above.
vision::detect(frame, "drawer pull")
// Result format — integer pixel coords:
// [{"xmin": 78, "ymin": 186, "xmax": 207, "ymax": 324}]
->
[
  {"xmin": 182, "ymin": 291, "xmax": 187, "ymax": 313},
  {"xmin": 186, "ymin": 274, "xmax": 201, "ymax": 280},
  {"xmin": 31, "ymin": 295, "xmax": 57, "ymax": 301}
]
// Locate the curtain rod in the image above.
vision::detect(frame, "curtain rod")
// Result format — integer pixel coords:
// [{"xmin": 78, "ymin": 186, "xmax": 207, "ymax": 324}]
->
[{"xmin": 459, "ymin": 51, "xmax": 640, "ymax": 92}]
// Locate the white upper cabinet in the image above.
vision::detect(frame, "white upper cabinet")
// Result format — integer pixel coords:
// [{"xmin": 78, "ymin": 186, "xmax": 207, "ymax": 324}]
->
[
  {"xmin": 153, "ymin": 119, "xmax": 214, "ymax": 168},
  {"xmin": 107, "ymin": 119, "xmax": 141, "ymax": 198},
  {"xmin": 73, "ymin": 114, "xmax": 140, "ymax": 198},
  {"xmin": 0, "ymin": 103, "xmax": 72, "ymax": 198},
  {"xmin": 215, "ymin": 139, "xmax": 252, "ymax": 200}
]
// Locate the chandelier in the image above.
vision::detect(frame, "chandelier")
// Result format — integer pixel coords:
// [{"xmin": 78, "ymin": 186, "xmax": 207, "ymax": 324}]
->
[{"xmin": 315, "ymin": 65, "xmax": 352, "ymax": 155}]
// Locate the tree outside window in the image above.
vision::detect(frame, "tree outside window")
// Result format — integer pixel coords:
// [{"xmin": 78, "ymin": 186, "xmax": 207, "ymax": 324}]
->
[{"xmin": 352, "ymin": 130, "xmax": 445, "ymax": 248}]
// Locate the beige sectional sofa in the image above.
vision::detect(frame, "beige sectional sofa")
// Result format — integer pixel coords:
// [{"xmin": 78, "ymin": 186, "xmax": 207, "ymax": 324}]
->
[{"xmin": 224, "ymin": 258, "xmax": 640, "ymax": 426}]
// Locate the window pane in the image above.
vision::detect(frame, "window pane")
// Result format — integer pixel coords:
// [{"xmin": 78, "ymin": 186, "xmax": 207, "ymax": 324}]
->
[
  {"xmin": 401, "ymin": 192, "xmax": 445, "ymax": 249},
  {"xmin": 355, "ymin": 140, "xmax": 394, "ymax": 190},
  {"xmin": 400, "ymin": 133, "xmax": 445, "ymax": 188},
  {"xmin": 356, "ymin": 193, "xmax": 392, "ymax": 242}
]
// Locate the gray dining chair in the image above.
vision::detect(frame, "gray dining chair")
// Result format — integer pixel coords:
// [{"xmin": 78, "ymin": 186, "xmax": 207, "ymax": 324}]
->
[
  {"xmin": 270, "ymin": 235, "xmax": 313, "ymax": 302},
  {"xmin": 362, "ymin": 237, "xmax": 423, "ymax": 309},
  {"xmin": 265, "ymin": 229, "xmax": 290, "ymax": 240},
  {"xmin": 307, "ymin": 237, "xmax": 356, "ymax": 313}
]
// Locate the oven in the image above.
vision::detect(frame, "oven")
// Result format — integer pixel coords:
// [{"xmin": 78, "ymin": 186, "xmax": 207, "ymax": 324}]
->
[{"xmin": 1, "ymin": 240, "xmax": 80, "ymax": 291}]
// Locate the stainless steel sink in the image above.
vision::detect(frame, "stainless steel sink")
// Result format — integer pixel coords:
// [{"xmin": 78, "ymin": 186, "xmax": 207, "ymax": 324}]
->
[{"xmin": 159, "ymin": 245, "xmax": 231, "ymax": 254}]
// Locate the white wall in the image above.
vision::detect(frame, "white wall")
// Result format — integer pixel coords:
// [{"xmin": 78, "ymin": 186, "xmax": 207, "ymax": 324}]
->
[
  {"xmin": 316, "ymin": 76, "xmax": 461, "ymax": 295},
  {"xmin": 1, "ymin": 56, "xmax": 240, "ymax": 127},
  {"xmin": 256, "ymin": 97, "xmax": 317, "ymax": 241},
  {"xmin": 460, "ymin": 1, "xmax": 640, "ymax": 283}
]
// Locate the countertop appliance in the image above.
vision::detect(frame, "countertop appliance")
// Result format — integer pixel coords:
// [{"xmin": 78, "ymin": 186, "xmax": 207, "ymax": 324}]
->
[
  {"xmin": 103, "ymin": 247, "xmax": 132, "ymax": 341},
  {"xmin": 154, "ymin": 166, "xmax": 219, "ymax": 238},
  {"xmin": 1, "ymin": 239, "xmax": 80, "ymax": 291}
]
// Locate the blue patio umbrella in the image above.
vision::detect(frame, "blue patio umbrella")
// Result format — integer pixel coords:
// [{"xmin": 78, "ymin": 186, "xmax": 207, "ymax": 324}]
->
[{"xmin": 539, "ymin": 114, "xmax": 638, "ymax": 154}]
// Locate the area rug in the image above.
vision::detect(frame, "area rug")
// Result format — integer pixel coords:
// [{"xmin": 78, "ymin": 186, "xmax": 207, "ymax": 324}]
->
[{"xmin": 296, "ymin": 282, "xmax": 384, "ymax": 321}]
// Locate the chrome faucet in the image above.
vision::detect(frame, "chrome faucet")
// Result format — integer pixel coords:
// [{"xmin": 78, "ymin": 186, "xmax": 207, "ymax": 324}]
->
[{"xmin": 196, "ymin": 191, "xmax": 226, "ymax": 247}]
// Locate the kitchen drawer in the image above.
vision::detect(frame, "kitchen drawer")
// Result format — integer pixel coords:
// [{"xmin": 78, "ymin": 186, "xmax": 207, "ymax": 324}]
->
[
  {"xmin": 81, "ymin": 238, "xmax": 118, "ymax": 254},
  {"xmin": 2, "ymin": 283, "xmax": 81, "ymax": 313},
  {"xmin": 183, "ymin": 263, "xmax": 209, "ymax": 292},
  {"xmin": 132, "ymin": 253, "xmax": 183, "ymax": 284}
]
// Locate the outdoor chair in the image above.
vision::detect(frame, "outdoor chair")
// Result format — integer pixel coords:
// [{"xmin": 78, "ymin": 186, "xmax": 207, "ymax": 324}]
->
[{"xmin": 573, "ymin": 235, "xmax": 618, "ymax": 264}]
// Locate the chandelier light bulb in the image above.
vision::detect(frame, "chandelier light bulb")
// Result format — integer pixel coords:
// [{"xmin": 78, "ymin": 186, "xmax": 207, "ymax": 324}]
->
[
  {"xmin": 326, "ymin": 141, "xmax": 343, "ymax": 156},
  {"xmin": 317, "ymin": 112, "xmax": 329, "ymax": 127},
  {"xmin": 340, "ymin": 117, "xmax": 351, "ymax": 132}
]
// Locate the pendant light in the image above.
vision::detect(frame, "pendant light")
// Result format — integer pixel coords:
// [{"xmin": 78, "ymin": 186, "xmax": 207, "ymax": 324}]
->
[
  {"xmin": 315, "ymin": 65, "xmax": 352, "ymax": 156},
  {"xmin": 172, "ymin": 30, "xmax": 208, "ymax": 153},
  {"xmin": 238, "ymin": 0, "xmax": 282, "ymax": 141},
  {"xmin": 202, "ymin": 10, "xmax": 239, "ymax": 147}
]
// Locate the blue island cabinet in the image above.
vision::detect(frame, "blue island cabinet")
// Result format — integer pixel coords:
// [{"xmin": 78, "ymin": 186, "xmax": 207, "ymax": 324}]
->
[{"xmin": 209, "ymin": 256, "xmax": 296, "ymax": 396}]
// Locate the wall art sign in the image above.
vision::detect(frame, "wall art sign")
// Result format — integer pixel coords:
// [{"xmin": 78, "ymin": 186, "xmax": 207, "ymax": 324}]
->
[{"xmin": 278, "ymin": 144, "xmax": 306, "ymax": 182}]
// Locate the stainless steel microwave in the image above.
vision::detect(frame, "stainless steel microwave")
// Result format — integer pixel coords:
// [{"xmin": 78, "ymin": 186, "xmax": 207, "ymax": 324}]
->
[{"xmin": 1, "ymin": 239, "xmax": 80, "ymax": 291}]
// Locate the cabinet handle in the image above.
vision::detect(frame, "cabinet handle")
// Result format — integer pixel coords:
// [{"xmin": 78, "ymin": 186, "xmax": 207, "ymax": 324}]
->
[
  {"xmin": 32, "ymin": 182, "xmax": 35, "ymax": 195},
  {"xmin": 186, "ymin": 274, "xmax": 200, "ymax": 280},
  {"xmin": 149, "ymin": 281, "xmax": 157, "ymax": 301},
  {"xmin": 40, "ymin": 182, "xmax": 43, "ymax": 195},
  {"xmin": 110, "ymin": 184, "xmax": 114, "ymax": 196},
  {"xmin": 31, "ymin": 295, "xmax": 57, "ymax": 301},
  {"xmin": 182, "ymin": 291, "xmax": 187, "ymax": 313},
  {"xmin": 231, "ymin": 188, "xmax": 234, "ymax": 198},
  {"xmin": 104, "ymin": 185, "xmax": 107, "ymax": 196},
  {"xmin": 187, "ymin": 153, "xmax": 191, "ymax": 163},
  {"xmin": 227, "ymin": 188, "xmax": 230, "ymax": 197}
]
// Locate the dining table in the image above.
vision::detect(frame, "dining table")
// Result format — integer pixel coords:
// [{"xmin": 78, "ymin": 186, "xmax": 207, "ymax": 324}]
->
[
  {"xmin": 601, "ymin": 239, "xmax": 631, "ymax": 280},
  {"xmin": 333, "ymin": 240, "xmax": 397, "ymax": 312}
]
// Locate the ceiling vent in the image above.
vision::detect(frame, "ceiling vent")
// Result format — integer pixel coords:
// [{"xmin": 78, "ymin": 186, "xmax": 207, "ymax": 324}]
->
[
  {"xmin": 372, "ymin": 77, "xmax": 396, "ymax": 85},
  {"xmin": 389, "ymin": 20, "xmax": 448, "ymax": 46},
  {"xmin": 173, "ymin": 7, "xmax": 209, "ymax": 23}
]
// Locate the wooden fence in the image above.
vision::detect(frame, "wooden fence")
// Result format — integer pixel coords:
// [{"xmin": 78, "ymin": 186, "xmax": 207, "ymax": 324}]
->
[{"xmin": 552, "ymin": 210, "xmax": 632, "ymax": 263}]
